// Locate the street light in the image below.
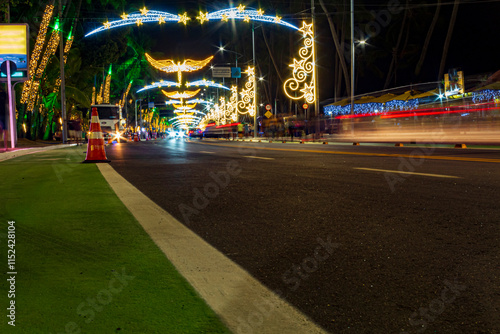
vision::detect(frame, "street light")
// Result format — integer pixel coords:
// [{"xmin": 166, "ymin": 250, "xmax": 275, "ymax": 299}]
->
[{"xmin": 218, "ymin": 46, "xmax": 244, "ymax": 68}]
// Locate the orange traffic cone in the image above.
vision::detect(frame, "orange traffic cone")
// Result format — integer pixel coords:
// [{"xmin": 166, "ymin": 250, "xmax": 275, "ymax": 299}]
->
[
  {"xmin": 83, "ymin": 107, "xmax": 110, "ymax": 163},
  {"xmin": 134, "ymin": 133, "xmax": 139, "ymax": 142}
]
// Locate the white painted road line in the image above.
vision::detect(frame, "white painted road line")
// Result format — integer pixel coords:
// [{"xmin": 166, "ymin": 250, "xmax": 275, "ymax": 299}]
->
[
  {"xmin": 354, "ymin": 167, "xmax": 461, "ymax": 178},
  {"xmin": 199, "ymin": 151, "xmax": 215, "ymax": 154},
  {"xmin": 97, "ymin": 164, "xmax": 327, "ymax": 334},
  {"xmin": 244, "ymin": 156, "xmax": 275, "ymax": 160}
]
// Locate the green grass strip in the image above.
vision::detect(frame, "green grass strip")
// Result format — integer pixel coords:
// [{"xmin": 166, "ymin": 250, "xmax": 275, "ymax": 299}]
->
[{"xmin": 0, "ymin": 146, "xmax": 231, "ymax": 334}]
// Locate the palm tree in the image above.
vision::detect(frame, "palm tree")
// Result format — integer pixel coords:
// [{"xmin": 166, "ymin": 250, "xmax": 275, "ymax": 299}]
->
[
  {"xmin": 438, "ymin": 0, "xmax": 460, "ymax": 80},
  {"xmin": 414, "ymin": 0, "xmax": 441, "ymax": 77}
]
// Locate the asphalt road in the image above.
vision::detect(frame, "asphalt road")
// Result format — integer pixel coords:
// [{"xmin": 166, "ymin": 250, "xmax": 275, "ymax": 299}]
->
[{"xmin": 105, "ymin": 139, "xmax": 500, "ymax": 334}]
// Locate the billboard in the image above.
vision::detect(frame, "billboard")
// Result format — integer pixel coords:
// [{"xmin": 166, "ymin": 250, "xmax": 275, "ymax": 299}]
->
[
  {"xmin": 0, "ymin": 24, "xmax": 29, "ymax": 82},
  {"xmin": 212, "ymin": 67, "xmax": 232, "ymax": 78}
]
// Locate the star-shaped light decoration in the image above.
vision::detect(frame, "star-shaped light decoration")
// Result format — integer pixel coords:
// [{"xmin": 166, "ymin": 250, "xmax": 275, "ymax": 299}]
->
[
  {"xmin": 274, "ymin": 16, "xmax": 282, "ymax": 23},
  {"xmin": 221, "ymin": 14, "xmax": 229, "ymax": 22},
  {"xmin": 197, "ymin": 11, "xmax": 209, "ymax": 24},
  {"xmin": 121, "ymin": 13, "xmax": 128, "ymax": 20},
  {"xmin": 158, "ymin": 16, "xmax": 166, "ymax": 24},
  {"xmin": 178, "ymin": 12, "xmax": 190, "ymax": 25},
  {"xmin": 103, "ymin": 21, "xmax": 111, "ymax": 29},
  {"xmin": 140, "ymin": 7, "xmax": 148, "ymax": 15},
  {"xmin": 299, "ymin": 22, "xmax": 314, "ymax": 37},
  {"xmin": 289, "ymin": 59, "xmax": 304, "ymax": 74},
  {"xmin": 243, "ymin": 15, "xmax": 251, "ymax": 23},
  {"xmin": 245, "ymin": 67, "xmax": 255, "ymax": 76},
  {"xmin": 257, "ymin": 9, "xmax": 265, "ymax": 16},
  {"xmin": 237, "ymin": 4, "xmax": 246, "ymax": 12},
  {"xmin": 136, "ymin": 19, "xmax": 143, "ymax": 26},
  {"xmin": 300, "ymin": 83, "xmax": 315, "ymax": 101}
]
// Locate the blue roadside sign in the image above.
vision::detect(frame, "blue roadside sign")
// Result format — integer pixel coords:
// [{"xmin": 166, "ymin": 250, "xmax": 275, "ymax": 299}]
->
[{"xmin": 231, "ymin": 67, "xmax": 241, "ymax": 78}]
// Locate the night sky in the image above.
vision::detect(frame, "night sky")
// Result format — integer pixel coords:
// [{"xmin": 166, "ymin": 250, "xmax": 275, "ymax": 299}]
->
[{"xmin": 80, "ymin": 0, "xmax": 500, "ymax": 100}]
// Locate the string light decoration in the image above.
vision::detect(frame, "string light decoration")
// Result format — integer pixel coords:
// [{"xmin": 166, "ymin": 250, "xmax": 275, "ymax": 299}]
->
[
  {"xmin": 173, "ymin": 102, "xmax": 197, "ymax": 111},
  {"xmin": 161, "ymin": 89, "xmax": 200, "ymax": 99},
  {"xmin": 237, "ymin": 67, "xmax": 256, "ymax": 116},
  {"xmin": 21, "ymin": 4, "xmax": 54, "ymax": 104},
  {"xmin": 186, "ymin": 79, "xmax": 230, "ymax": 90},
  {"xmin": 96, "ymin": 81, "xmax": 104, "ymax": 104},
  {"xmin": 164, "ymin": 100, "xmax": 182, "ymax": 105},
  {"xmin": 472, "ymin": 89, "xmax": 500, "ymax": 103},
  {"xmin": 284, "ymin": 22, "xmax": 316, "ymax": 104},
  {"xmin": 136, "ymin": 80, "xmax": 180, "ymax": 93},
  {"xmin": 145, "ymin": 53, "xmax": 213, "ymax": 82},
  {"xmin": 226, "ymin": 85, "xmax": 239, "ymax": 122},
  {"xmin": 178, "ymin": 12, "xmax": 190, "ymax": 25},
  {"xmin": 218, "ymin": 96, "xmax": 226, "ymax": 123},
  {"xmin": 35, "ymin": 29, "xmax": 60, "ymax": 79},
  {"xmin": 120, "ymin": 81, "xmax": 132, "ymax": 108},
  {"xmin": 92, "ymin": 86, "xmax": 96, "ymax": 105},
  {"xmin": 85, "ymin": 10, "xmax": 179, "ymax": 37},
  {"xmin": 186, "ymin": 99, "xmax": 214, "ymax": 106},
  {"xmin": 53, "ymin": 33, "xmax": 75, "ymax": 93},
  {"xmin": 196, "ymin": 11, "xmax": 209, "ymax": 24},
  {"xmin": 84, "ymin": 7, "xmax": 299, "ymax": 37},
  {"xmin": 207, "ymin": 7, "xmax": 298, "ymax": 30},
  {"xmin": 103, "ymin": 65, "xmax": 112, "ymax": 103},
  {"xmin": 27, "ymin": 81, "xmax": 40, "ymax": 112}
]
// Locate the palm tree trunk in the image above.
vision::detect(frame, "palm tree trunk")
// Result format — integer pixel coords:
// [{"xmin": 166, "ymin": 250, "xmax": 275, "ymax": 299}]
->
[
  {"xmin": 319, "ymin": 0, "xmax": 350, "ymax": 97},
  {"xmin": 261, "ymin": 27, "xmax": 283, "ymax": 83},
  {"xmin": 438, "ymin": 0, "xmax": 460, "ymax": 80},
  {"xmin": 415, "ymin": 0, "xmax": 441, "ymax": 77},
  {"xmin": 384, "ymin": 0, "xmax": 409, "ymax": 89}
]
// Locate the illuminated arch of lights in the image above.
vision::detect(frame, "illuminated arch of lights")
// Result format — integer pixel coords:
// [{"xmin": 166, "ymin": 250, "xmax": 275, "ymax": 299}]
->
[
  {"xmin": 164, "ymin": 100, "xmax": 182, "ymax": 105},
  {"xmin": 145, "ymin": 53, "xmax": 213, "ymax": 82},
  {"xmin": 187, "ymin": 99, "xmax": 214, "ymax": 106},
  {"xmin": 137, "ymin": 80, "xmax": 180, "ymax": 93},
  {"xmin": 283, "ymin": 22, "xmax": 316, "ymax": 104},
  {"xmin": 206, "ymin": 7, "xmax": 298, "ymax": 30},
  {"xmin": 186, "ymin": 79, "xmax": 230, "ymax": 90},
  {"xmin": 85, "ymin": 6, "xmax": 315, "ymax": 110},
  {"xmin": 85, "ymin": 10, "xmax": 179, "ymax": 37},
  {"xmin": 84, "ymin": 6, "xmax": 299, "ymax": 38},
  {"xmin": 174, "ymin": 109, "xmax": 207, "ymax": 116},
  {"xmin": 162, "ymin": 89, "xmax": 200, "ymax": 99}
]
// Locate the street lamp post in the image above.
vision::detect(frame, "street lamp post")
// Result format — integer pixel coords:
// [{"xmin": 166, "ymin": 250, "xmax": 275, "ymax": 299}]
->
[{"xmin": 134, "ymin": 99, "xmax": 142, "ymax": 130}]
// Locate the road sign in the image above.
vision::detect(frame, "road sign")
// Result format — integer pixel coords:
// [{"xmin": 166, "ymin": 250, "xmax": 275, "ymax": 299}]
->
[
  {"xmin": 303, "ymin": 103, "xmax": 309, "ymax": 109},
  {"xmin": 265, "ymin": 111, "xmax": 273, "ymax": 118},
  {"xmin": 0, "ymin": 24, "xmax": 29, "ymax": 82},
  {"xmin": 212, "ymin": 67, "xmax": 232, "ymax": 78},
  {"xmin": 231, "ymin": 67, "xmax": 241, "ymax": 78},
  {"xmin": 265, "ymin": 104, "xmax": 272, "ymax": 111}
]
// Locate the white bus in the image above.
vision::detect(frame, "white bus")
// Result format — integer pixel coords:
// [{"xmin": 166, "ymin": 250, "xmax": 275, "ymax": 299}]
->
[{"xmin": 91, "ymin": 104, "xmax": 124, "ymax": 138}]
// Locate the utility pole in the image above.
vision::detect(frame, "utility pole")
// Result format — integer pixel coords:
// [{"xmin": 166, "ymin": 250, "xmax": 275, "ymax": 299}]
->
[
  {"xmin": 252, "ymin": 23, "xmax": 257, "ymax": 139},
  {"xmin": 59, "ymin": 0, "xmax": 67, "ymax": 143},
  {"xmin": 311, "ymin": 0, "xmax": 321, "ymax": 137}
]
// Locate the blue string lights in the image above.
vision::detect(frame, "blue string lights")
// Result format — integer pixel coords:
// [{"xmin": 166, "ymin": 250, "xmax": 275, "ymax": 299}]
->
[{"xmin": 85, "ymin": 6, "xmax": 299, "ymax": 37}]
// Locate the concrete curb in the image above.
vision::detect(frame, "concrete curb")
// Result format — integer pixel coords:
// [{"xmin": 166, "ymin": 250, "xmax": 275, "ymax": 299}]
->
[
  {"xmin": 97, "ymin": 163, "xmax": 328, "ymax": 334},
  {"xmin": 0, "ymin": 144, "xmax": 76, "ymax": 162}
]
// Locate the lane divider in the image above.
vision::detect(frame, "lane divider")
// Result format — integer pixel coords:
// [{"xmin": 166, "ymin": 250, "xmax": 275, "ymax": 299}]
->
[
  {"xmin": 192, "ymin": 142, "xmax": 500, "ymax": 164},
  {"xmin": 353, "ymin": 167, "xmax": 461, "ymax": 178}
]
